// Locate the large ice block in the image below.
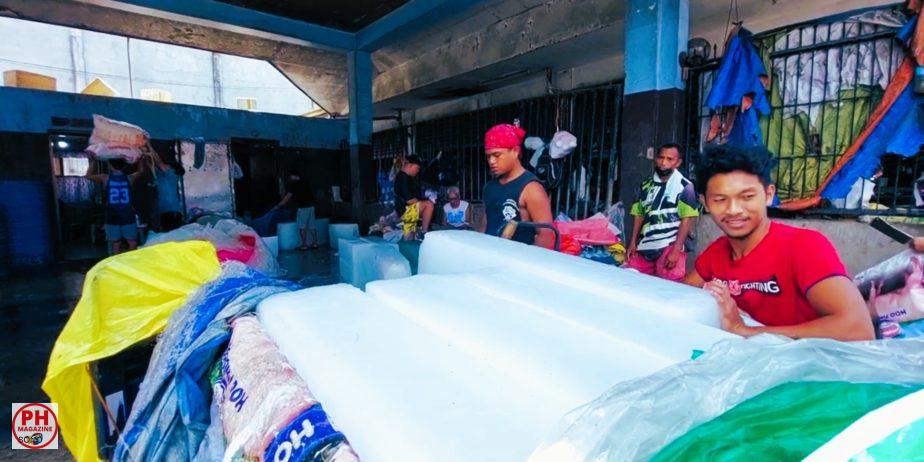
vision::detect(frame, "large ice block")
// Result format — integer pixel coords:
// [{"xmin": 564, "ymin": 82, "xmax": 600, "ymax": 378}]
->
[
  {"xmin": 338, "ymin": 238, "xmax": 410, "ymax": 289},
  {"xmin": 258, "ymin": 286, "xmax": 564, "ymax": 462},
  {"xmin": 258, "ymin": 280, "xmax": 732, "ymax": 462},
  {"xmin": 328, "ymin": 223, "xmax": 359, "ymax": 249},
  {"xmin": 419, "ymin": 230, "xmax": 721, "ymax": 327},
  {"xmin": 276, "ymin": 222, "xmax": 299, "ymax": 250}
]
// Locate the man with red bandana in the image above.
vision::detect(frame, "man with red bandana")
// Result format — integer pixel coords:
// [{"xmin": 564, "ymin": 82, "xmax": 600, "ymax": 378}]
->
[
  {"xmin": 481, "ymin": 123, "xmax": 554, "ymax": 248},
  {"xmin": 684, "ymin": 145, "xmax": 874, "ymax": 341}
]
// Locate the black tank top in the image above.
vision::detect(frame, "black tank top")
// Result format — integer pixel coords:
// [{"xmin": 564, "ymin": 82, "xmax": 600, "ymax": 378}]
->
[{"xmin": 483, "ymin": 170, "xmax": 541, "ymax": 244}]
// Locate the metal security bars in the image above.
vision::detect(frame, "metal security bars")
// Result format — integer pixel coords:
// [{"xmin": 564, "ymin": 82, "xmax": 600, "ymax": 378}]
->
[
  {"xmin": 685, "ymin": 7, "xmax": 920, "ymax": 215},
  {"xmin": 372, "ymin": 82, "xmax": 624, "ymax": 219}
]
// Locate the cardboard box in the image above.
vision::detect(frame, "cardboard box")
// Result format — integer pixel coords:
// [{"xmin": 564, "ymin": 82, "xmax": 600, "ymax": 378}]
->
[{"xmin": 3, "ymin": 70, "xmax": 56, "ymax": 91}]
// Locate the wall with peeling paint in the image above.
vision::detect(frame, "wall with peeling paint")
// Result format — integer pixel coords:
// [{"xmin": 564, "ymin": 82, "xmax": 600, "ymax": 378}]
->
[{"xmin": 0, "ymin": 87, "xmax": 347, "ymax": 149}]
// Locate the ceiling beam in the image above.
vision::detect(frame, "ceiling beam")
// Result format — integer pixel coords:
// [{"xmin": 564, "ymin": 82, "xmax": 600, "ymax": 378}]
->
[
  {"xmin": 356, "ymin": 0, "xmax": 487, "ymax": 51},
  {"xmin": 107, "ymin": 0, "xmax": 356, "ymax": 51}
]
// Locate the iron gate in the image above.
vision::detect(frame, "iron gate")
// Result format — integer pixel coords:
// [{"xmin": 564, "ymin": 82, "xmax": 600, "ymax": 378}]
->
[
  {"xmin": 372, "ymin": 82, "xmax": 624, "ymax": 219},
  {"xmin": 684, "ymin": 6, "xmax": 920, "ymax": 215}
]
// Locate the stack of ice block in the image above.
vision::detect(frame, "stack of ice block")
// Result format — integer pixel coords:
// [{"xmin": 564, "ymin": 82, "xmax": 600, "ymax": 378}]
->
[
  {"xmin": 256, "ymin": 231, "xmax": 731, "ymax": 462},
  {"xmin": 339, "ymin": 238, "xmax": 411, "ymax": 289},
  {"xmin": 328, "ymin": 223, "xmax": 359, "ymax": 250}
]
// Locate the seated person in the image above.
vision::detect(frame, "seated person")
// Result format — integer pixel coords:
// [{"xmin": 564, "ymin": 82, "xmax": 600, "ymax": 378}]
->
[
  {"xmin": 684, "ymin": 145, "xmax": 874, "ymax": 341},
  {"xmin": 395, "ymin": 155, "xmax": 434, "ymax": 239},
  {"xmin": 442, "ymin": 186, "xmax": 472, "ymax": 230}
]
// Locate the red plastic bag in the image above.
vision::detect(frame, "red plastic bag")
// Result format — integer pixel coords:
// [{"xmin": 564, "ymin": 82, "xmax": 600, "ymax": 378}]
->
[{"xmin": 559, "ymin": 234, "xmax": 582, "ymax": 256}]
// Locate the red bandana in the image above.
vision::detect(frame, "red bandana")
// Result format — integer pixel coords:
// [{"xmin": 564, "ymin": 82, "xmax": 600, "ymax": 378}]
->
[{"xmin": 484, "ymin": 124, "xmax": 526, "ymax": 151}]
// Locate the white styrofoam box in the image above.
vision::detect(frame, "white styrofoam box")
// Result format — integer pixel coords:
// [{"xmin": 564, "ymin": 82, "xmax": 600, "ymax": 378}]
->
[
  {"xmin": 328, "ymin": 223, "xmax": 359, "ymax": 250},
  {"xmin": 314, "ymin": 218, "xmax": 330, "ymax": 245},
  {"xmin": 262, "ymin": 236, "xmax": 279, "ymax": 258},
  {"xmin": 419, "ymin": 230, "xmax": 721, "ymax": 327},
  {"xmin": 276, "ymin": 222, "xmax": 299, "ymax": 251},
  {"xmin": 338, "ymin": 238, "xmax": 410, "ymax": 289}
]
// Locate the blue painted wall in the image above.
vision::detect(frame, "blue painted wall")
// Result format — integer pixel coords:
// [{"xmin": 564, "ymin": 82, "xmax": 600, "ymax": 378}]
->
[
  {"xmin": 624, "ymin": 0, "xmax": 689, "ymax": 95},
  {"xmin": 0, "ymin": 87, "xmax": 348, "ymax": 149}
]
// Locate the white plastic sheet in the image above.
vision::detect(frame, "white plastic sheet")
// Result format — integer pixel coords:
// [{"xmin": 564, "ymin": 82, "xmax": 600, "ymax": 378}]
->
[
  {"xmin": 145, "ymin": 219, "xmax": 281, "ymax": 276},
  {"xmin": 530, "ymin": 337, "xmax": 924, "ymax": 462}
]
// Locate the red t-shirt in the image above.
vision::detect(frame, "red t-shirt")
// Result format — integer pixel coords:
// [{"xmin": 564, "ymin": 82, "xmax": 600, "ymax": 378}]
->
[{"xmin": 694, "ymin": 222, "xmax": 848, "ymax": 326}]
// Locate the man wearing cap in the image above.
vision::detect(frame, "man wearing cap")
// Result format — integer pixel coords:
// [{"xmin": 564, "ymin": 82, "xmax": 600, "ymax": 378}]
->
[
  {"xmin": 395, "ymin": 155, "xmax": 434, "ymax": 239},
  {"xmin": 482, "ymin": 123, "xmax": 555, "ymax": 248}
]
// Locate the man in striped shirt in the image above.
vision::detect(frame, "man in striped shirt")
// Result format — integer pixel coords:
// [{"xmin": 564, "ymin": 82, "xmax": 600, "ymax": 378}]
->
[{"xmin": 625, "ymin": 143, "xmax": 699, "ymax": 281}]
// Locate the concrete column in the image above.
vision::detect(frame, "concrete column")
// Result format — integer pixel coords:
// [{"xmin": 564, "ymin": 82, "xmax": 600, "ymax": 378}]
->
[
  {"xmin": 619, "ymin": 0, "xmax": 689, "ymax": 209},
  {"xmin": 347, "ymin": 50, "xmax": 373, "ymax": 223}
]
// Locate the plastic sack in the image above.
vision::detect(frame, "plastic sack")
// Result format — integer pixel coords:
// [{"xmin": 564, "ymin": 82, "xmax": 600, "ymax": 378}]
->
[
  {"xmin": 85, "ymin": 143, "xmax": 143, "ymax": 163},
  {"xmin": 555, "ymin": 213, "xmax": 619, "ymax": 246},
  {"xmin": 805, "ymin": 389, "xmax": 924, "ymax": 461},
  {"xmin": 529, "ymin": 337, "xmax": 924, "ymax": 462},
  {"xmin": 559, "ymin": 234, "xmax": 582, "ymax": 256},
  {"xmin": 89, "ymin": 114, "xmax": 149, "ymax": 148},
  {"xmin": 606, "ymin": 202, "xmax": 625, "ymax": 238},
  {"xmin": 145, "ymin": 219, "xmax": 281, "ymax": 276},
  {"xmin": 651, "ymin": 381, "xmax": 919, "ymax": 461},
  {"xmin": 855, "ymin": 249, "xmax": 924, "ymax": 323},
  {"xmin": 114, "ymin": 263, "xmax": 298, "ymax": 462},
  {"xmin": 220, "ymin": 316, "xmax": 359, "ymax": 462},
  {"xmin": 42, "ymin": 241, "xmax": 221, "ymax": 462}
]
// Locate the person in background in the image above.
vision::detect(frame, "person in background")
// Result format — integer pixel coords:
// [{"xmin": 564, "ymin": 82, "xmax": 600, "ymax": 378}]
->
[
  {"xmin": 150, "ymin": 143, "xmax": 185, "ymax": 232},
  {"xmin": 86, "ymin": 157, "xmax": 146, "ymax": 255},
  {"xmin": 481, "ymin": 123, "xmax": 554, "ymax": 248},
  {"xmin": 684, "ymin": 144, "xmax": 874, "ymax": 341},
  {"xmin": 625, "ymin": 143, "xmax": 699, "ymax": 281},
  {"xmin": 441, "ymin": 186, "xmax": 472, "ymax": 230},
  {"xmin": 132, "ymin": 151, "xmax": 158, "ymax": 244},
  {"xmin": 274, "ymin": 172, "xmax": 318, "ymax": 250},
  {"xmin": 395, "ymin": 155, "xmax": 434, "ymax": 240}
]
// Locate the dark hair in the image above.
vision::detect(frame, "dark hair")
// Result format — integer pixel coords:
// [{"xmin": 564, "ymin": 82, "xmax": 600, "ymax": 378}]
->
[
  {"xmin": 694, "ymin": 144, "xmax": 776, "ymax": 195},
  {"xmin": 658, "ymin": 143, "xmax": 683, "ymax": 155},
  {"xmin": 108, "ymin": 159, "xmax": 127, "ymax": 171},
  {"xmin": 404, "ymin": 155, "xmax": 422, "ymax": 166}
]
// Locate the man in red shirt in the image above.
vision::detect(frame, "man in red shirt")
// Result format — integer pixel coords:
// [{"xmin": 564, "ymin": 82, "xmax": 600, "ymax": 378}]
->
[{"xmin": 684, "ymin": 145, "xmax": 874, "ymax": 341}]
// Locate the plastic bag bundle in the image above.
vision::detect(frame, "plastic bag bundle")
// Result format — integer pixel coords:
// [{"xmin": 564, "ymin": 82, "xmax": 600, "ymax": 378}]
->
[
  {"xmin": 86, "ymin": 114, "xmax": 149, "ymax": 163},
  {"xmin": 145, "ymin": 219, "xmax": 281, "ymax": 276},
  {"xmin": 220, "ymin": 316, "xmax": 359, "ymax": 462},
  {"xmin": 855, "ymin": 249, "xmax": 924, "ymax": 324},
  {"xmin": 42, "ymin": 241, "xmax": 220, "ymax": 462},
  {"xmin": 530, "ymin": 337, "xmax": 924, "ymax": 462},
  {"xmin": 554, "ymin": 213, "xmax": 619, "ymax": 246}
]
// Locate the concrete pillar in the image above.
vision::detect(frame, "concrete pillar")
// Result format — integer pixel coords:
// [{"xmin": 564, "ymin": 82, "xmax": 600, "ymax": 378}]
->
[
  {"xmin": 619, "ymin": 0, "xmax": 689, "ymax": 208},
  {"xmin": 347, "ymin": 50, "xmax": 373, "ymax": 223}
]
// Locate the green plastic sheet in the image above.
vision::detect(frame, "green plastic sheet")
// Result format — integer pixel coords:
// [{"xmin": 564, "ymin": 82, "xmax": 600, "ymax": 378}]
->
[{"xmin": 652, "ymin": 381, "xmax": 921, "ymax": 462}]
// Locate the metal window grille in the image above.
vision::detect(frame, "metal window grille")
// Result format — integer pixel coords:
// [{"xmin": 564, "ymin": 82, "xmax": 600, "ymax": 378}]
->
[
  {"xmin": 371, "ymin": 82, "xmax": 624, "ymax": 219},
  {"xmin": 684, "ymin": 7, "xmax": 920, "ymax": 215}
]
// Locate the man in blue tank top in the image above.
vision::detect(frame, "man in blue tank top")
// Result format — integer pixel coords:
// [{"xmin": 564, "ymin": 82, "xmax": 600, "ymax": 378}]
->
[
  {"xmin": 87, "ymin": 158, "xmax": 146, "ymax": 254},
  {"xmin": 481, "ymin": 123, "xmax": 554, "ymax": 248}
]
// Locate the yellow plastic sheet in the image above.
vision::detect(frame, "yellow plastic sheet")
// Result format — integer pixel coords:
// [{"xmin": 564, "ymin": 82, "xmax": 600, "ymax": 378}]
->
[{"xmin": 42, "ymin": 241, "xmax": 221, "ymax": 462}]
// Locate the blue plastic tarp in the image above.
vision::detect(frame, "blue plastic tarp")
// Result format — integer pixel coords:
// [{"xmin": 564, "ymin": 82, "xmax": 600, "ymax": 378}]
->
[
  {"xmin": 822, "ymin": 84, "xmax": 924, "ymax": 200},
  {"xmin": 113, "ymin": 263, "xmax": 298, "ymax": 462},
  {"xmin": 705, "ymin": 28, "xmax": 771, "ymax": 115}
]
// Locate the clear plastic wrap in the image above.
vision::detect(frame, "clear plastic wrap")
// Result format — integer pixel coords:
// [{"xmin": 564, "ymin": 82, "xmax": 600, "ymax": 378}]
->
[
  {"xmin": 145, "ymin": 219, "xmax": 281, "ymax": 276},
  {"xmin": 529, "ymin": 337, "xmax": 924, "ymax": 462},
  {"xmin": 855, "ymin": 249, "xmax": 924, "ymax": 323}
]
